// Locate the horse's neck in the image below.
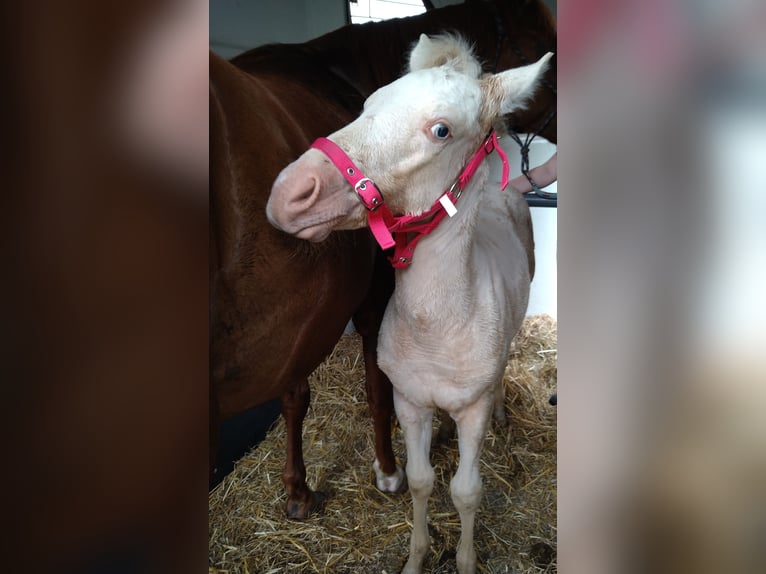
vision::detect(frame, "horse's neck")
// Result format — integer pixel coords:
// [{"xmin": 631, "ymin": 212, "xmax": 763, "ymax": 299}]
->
[
  {"xmin": 308, "ymin": 3, "xmax": 497, "ymax": 96},
  {"xmin": 307, "ymin": 24, "xmax": 408, "ymax": 97},
  {"xmin": 307, "ymin": 1, "xmax": 556, "ymax": 140},
  {"xmin": 393, "ymin": 169, "xmax": 489, "ymax": 311}
]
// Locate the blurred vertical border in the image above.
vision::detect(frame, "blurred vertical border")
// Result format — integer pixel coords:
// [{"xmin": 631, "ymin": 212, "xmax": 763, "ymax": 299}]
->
[
  {"xmin": 558, "ymin": 0, "xmax": 766, "ymax": 573},
  {"xmin": 1, "ymin": 1, "xmax": 208, "ymax": 573}
]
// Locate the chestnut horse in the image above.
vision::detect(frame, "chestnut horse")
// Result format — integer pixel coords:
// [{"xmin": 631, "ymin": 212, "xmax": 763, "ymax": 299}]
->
[{"xmin": 210, "ymin": 0, "xmax": 556, "ymax": 518}]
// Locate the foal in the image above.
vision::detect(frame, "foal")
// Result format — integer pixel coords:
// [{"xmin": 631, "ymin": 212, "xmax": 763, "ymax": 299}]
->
[{"xmin": 268, "ymin": 34, "xmax": 551, "ymax": 574}]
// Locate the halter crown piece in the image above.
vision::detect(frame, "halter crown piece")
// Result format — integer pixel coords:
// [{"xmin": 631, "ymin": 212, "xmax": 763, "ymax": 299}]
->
[{"xmin": 311, "ymin": 130, "xmax": 510, "ymax": 269}]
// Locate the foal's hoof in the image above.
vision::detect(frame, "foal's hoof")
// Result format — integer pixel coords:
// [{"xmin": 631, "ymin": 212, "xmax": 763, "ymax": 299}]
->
[{"xmin": 285, "ymin": 490, "xmax": 326, "ymax": 519}]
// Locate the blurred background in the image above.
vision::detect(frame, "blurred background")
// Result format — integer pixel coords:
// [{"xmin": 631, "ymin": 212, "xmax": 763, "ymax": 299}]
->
[
  {"xmin": 2, "ymin": 1, "xmax": 209, "ymax": 573},
  {"xmin": 557, "ymin": 0, "xmax": 766, "ymax": 572}
]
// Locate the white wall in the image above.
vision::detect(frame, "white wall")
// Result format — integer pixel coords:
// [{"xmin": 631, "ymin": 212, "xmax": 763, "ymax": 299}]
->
[
  {"xmin": 211, "ymin": 1, "xmax": 556, "ymax": 57},
  {"xmin": 492, "ymin": 137, "xmax": 558, "ymax": 318},
  {"xmin": 350, "ymin": 0, "xmax": 425, "ymax": 24},
  {"xmin": 210, "ymin": 0, "xmax": 347, "ymax": 58}
]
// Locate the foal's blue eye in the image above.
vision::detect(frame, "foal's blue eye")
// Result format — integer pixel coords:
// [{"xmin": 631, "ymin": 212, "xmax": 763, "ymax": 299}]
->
[{"xmin": 430, "ymin": 123, "xmax": 451, "ymax": 140}]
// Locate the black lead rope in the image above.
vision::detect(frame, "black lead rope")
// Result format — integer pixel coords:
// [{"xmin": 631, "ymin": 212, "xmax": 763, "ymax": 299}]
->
[{"xmin": 508, "ymin": 109, "xmax": 557, "ymax": 201}]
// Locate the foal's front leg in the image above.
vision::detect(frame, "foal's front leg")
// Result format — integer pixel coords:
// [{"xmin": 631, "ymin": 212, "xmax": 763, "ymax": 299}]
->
[
  {"xmin": 451, "ymin": 395, "xmax": 494, "ymax": 574},
  {"xmin": 394, "ymin": 391, "xmax": 434, "ymax": 574}
]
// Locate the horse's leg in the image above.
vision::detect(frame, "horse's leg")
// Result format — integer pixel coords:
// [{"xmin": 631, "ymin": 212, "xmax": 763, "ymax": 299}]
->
[
  {"xmin": 354, "ymin": 320, "xmax": 405, "ymax": 492},
  {"xmin": 280, "ymin": 377, "xmax": 323, "ymax": 519},
  {"xmin": 394, "ymin": 390, "xmax": 434, "ymax": 574},
  {"xmin": 438, "ymin": 381, "xmax": 503, "ymax": 448},
  {"xmin": 450, "ymin": 395, "xmax": 494, "ymax": 574},
  {"xmin": 353, "ymin": 255, "xmax": 404, "ymax": 493},
  {"xmin": 209, "ymin": 384, "xmax": 221, "ymax": 486},
  {"xmin": 362, "ymin": 335, "xmax": 406, "ymax": 492}
]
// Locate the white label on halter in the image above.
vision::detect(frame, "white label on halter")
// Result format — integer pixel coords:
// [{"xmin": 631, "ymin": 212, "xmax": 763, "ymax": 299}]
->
[{"xmin": 439, "ymin": 194, "xmax": 457, "ymax": 217}]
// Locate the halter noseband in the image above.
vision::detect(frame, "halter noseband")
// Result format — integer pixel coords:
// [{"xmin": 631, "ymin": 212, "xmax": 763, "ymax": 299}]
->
[{"xmin": 311, "ymin": 130, "xmax": 510, "ymax": 269}]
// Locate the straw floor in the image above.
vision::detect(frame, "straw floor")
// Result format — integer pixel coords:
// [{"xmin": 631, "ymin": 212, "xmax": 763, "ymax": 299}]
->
[{"xmin": 210, "ymin": 315, "xmax": 557, "ymax": 573}]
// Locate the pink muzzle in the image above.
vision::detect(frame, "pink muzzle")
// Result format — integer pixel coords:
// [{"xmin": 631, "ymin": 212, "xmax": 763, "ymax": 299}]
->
[{"xmin": 310, "ymin": 130, "xmax": 510, "ymax": 269}]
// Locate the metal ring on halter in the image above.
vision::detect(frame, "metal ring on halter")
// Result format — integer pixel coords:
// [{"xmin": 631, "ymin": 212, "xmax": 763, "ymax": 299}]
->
[
  {"xmin": 354, "ymin": 178, "xmax": 383, "ymax": 211},
  {"xmin": 447, "ymin": 178, "xmax": 463, "ymax": 201},
  {"xmin": 482, "ymin": 137, "xmax": 494, "ymax": 154}
]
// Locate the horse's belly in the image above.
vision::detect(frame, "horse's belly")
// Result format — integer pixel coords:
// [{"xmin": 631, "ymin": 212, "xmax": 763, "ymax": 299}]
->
[{"xmin": 213, "ymin": 240, "xmax": 373, "ymax": 417}]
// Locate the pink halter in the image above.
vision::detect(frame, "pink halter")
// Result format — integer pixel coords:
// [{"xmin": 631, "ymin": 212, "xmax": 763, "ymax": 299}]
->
[{"xmin": 311, "ymin": 130, "xmax": 510, "ymax": 269}]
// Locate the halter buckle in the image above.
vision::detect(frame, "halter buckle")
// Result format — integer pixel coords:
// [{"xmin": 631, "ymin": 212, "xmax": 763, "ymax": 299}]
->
[{"xmin": 354, "ymin": 178, "xmax": 383, "ymax": 211}]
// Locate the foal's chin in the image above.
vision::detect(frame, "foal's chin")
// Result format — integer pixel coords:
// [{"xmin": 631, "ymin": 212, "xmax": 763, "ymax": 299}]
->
[
  {"xmin": 268, "ymin": 210, "xmax": 340, "ymax": 242},
  {"xmin": 292, "ymin": 215, "xmax": 350, "ymax": 242},
  {"xmin": 293, "ymin": 210, "xmax": 368, "ymax": 242},
  {"xmin": 295, "ymin": 224, "xmax": 333, "ymax": 242}
]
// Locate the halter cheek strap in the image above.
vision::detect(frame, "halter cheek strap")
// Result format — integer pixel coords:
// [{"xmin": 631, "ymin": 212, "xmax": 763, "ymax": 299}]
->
[
  {"xmin": 460, "ymin": 130, "xmax": 509, "ymax": 191},
  {"xmin": 311, "ymin": 138, "xmax": 395, "ymax": 250}
]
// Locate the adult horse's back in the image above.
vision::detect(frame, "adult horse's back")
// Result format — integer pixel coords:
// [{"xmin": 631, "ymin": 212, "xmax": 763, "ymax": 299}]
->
[{"xmin": 210, "ymin": 0, "xmax": 557, "ymax": 519}]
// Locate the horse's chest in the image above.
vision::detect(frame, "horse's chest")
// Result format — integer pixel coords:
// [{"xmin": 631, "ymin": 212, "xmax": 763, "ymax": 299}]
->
[{"xmin": 378, "ymin": 311, "xmax": 504, "ymax": 410}]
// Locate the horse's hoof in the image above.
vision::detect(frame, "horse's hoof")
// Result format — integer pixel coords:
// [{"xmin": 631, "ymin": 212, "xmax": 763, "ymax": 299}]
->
[
  {"xmin": 378, "ymin": 469, "xmax": 407, "ymax": 494},
  {"xmin": 374, "ymin": 459, "xmax": 407, "ymax": 493},
  {"xmin": 285, "ymin": 490, "xmax": 326, "ymax": 519}
]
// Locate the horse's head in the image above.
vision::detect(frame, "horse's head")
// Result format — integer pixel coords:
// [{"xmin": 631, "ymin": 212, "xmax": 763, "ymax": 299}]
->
[
  {"xmin": 470, "ymin": 0, "xmax": 558, "ymax": 143},
  {"xmin": 267, "ymin": 34, "xmax": 551, "ymax": 242}
]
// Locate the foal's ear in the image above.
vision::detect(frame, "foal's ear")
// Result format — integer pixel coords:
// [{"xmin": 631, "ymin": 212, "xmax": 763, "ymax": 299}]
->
[
  {"xmin": 480, "ymin": 52, "xmax": 553, "ymax": 121},
  {"xmin": 408, "ymin": 34, "xmax": 435, "ymax": 71},
  {"xmin": 408, "ymin": 33, "xmax": 482, "ymax": 77}
]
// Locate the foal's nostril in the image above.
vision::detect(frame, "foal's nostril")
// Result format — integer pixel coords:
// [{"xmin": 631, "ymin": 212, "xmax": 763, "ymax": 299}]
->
[
  {"xmin": 288, "ymin": 177, "xmax": 321, "ymax": 211},
  {"xmin": 293, "ymin": 181, "xmax": 315, "ymax": 204}
]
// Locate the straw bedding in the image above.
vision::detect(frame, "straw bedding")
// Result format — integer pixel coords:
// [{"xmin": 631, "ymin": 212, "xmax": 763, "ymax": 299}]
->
[{"xmin": 209, "ymin": 315, "xmax": 557, "ymax": 573}]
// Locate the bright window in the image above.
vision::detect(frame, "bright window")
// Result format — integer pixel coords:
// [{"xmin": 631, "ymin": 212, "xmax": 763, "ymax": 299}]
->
[{"xmin": 349, "ymin": 0, "xmax": 427, "ymax": 24}]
